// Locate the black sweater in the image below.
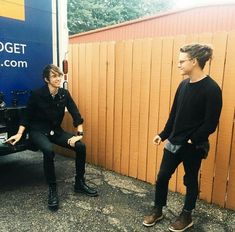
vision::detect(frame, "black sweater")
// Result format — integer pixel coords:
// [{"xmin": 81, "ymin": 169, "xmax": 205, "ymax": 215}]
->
[{"xmin": 159, "ymin": 76, "xmax": 222, "ymax": 145}]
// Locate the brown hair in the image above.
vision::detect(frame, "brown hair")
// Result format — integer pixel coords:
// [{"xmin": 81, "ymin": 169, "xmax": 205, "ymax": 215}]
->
[
  {"xmin": 180, "ymin": 43, "xmax": 213, "ymax": 69},
  {"xmin": 43, "ymin": 64, "xmax": 63, "ymax": 82}
]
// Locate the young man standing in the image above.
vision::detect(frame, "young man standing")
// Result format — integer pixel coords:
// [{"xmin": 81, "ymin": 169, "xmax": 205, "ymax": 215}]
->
[
  {"xmin": 6, "ymin": 64, "xmax": 98, "ymax": 211},
  {"xmin": 143, "ymin": 44, "xmax": 222, "ymax": 231}
]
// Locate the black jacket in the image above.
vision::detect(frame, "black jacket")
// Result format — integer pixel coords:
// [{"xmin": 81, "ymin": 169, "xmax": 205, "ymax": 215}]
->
[{"xmin": 21, "ymin": 85, "xmax": 83, "ymax": 134}]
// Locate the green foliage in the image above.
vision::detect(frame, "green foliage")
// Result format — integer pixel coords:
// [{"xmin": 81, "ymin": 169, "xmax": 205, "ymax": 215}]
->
[{"xmin": 68, "ymin": 0, "xmax": 174, "ymax": 35}]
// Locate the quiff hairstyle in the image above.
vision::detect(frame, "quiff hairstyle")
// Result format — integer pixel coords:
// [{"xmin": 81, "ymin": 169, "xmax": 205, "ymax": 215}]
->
[{"xmin": 180, "ymin": 43, "xmax": 213, "ymax": 69}]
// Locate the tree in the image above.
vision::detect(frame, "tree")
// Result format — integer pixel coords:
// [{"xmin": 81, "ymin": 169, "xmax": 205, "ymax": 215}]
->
[{"xmin": 68, "ymin": 0, "xmax": 174, "ymax": 35}]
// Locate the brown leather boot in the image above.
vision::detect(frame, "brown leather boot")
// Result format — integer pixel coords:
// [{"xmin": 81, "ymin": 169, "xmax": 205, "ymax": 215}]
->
[
  {"xmin": 169, "ymin": 209, "xmax": 193, "ymax": 232},
  {"xmin": 143, "ymin": 206, "xmax": 163, "ymax": 227}
]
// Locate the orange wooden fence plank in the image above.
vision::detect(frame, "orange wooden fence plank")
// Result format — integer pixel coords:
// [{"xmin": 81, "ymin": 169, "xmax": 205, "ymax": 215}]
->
[
  {"xmin": 113, "ymin": 41, "xmax": 124, "ymax": 173},
  {"xmin": 84, "ymin": 43, "xmax": 93, "ymax": 162},
  {"xmin": 129, "ymin": 39, "xmax": 142, "ymax": 178},
  {"xmin": 91, "ymin": 43, "xmax": 100, "ymax": 165},
  {"xmin": 226, "ymin": 108, "xmax": 235, "ymax": 209},
  {"xmin": 146, "ymin": 38, "xmax": 162, "ymax": 184},
  {"xmin": 121, "ymin": 40, "xmax": 133, "ymax": 176},
  {"xmin": 105, "ymin": 42, "xmax": 115, "ymax": 170},
  {"xmin": 98, "ymin": 42, "xmax": 108, "ymax": 167},
  {"xmin": 212, "ymin": 31, "xmax": 235, "ymax": 207},
  {"xmin": 137, "ymin": 38, "xmax": 152, "ymax": 181}
]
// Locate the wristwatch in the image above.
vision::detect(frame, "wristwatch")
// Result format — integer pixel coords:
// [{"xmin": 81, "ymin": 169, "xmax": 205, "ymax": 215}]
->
[{"xmin": 77, "ymin": 131, "xmax": 84, "ymax": 136}]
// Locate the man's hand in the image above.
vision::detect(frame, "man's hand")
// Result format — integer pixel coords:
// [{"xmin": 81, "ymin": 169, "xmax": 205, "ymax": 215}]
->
[
  {"xmin": 67, "ymin": 135, "xmax": 83, "ymax": 147},
  {"xmin": 4, "ymin": 134, "xmax": 22, "ymax": 145},
  {"xmin": 187, "ymin": 139, "xmax": 192, "ymax": 144},
  {"xmin": 153, "ymin": 134, "xmax": 162, "ymax": 145}
]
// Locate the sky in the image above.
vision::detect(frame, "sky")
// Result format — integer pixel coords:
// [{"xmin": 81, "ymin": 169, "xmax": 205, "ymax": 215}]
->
[{"xmin": 173, "ymin": 0, "xmax": 235, "ymax": 10}]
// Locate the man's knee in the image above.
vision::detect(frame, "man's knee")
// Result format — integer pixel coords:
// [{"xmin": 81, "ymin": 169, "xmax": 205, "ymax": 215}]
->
[
  {"xmin": 75, "ymin": 141, "xmax": 86, "ymax": 154},
  {"xmin": 42, "ymin": 145, "xmax": 54, "ymax": 159},
  {"xmin": 156, "ymin": 171, "xmax": 172, "ymax": 184},
  {"xmin": 183, "ymin": 175, "xmax": 198, "ymax": 188}
]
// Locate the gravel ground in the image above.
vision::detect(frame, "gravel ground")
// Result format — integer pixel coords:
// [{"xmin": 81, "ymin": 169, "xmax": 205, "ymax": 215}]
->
[{"xmin": 0, "ymin": 151, "xmax": 234, "ymax": 232}]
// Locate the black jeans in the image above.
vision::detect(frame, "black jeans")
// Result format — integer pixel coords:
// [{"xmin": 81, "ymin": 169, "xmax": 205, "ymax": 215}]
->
[
  {"xmin": 29, "ymin": 130, "xmax": 86, "ymax": 184},
  {"xmin": 155, "ymin": 143, "xmax": 202, "ymax": 211}
]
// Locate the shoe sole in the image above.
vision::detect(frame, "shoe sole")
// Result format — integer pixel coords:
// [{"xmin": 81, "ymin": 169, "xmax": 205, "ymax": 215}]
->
[
  {"xmin": 48, "ymin": 204, "xmax": 59, "ymax": 211},
  {"xmin": 168, "ymin": 221, "xmax": 194, "ymax": 232},
  {"xmin": 74, "ymin": 189, "xmax": 99, "ymax": 197},
  {"xmin": 142, "ymin": 215, "xmax": 164, "ymax": 227}
]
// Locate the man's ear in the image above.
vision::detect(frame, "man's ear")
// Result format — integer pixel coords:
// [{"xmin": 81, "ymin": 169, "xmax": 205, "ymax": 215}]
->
[
  {"xmin": 192, "ymin": 58, "xmax": 198, "ymax": 66},
  {"xmin": 44, "ymin": 77, "xmax": 49, "ymax": 83}
]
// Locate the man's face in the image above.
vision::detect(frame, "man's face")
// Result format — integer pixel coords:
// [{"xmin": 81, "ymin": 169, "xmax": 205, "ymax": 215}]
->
[
  {"xmin": 178, "ymin": 52, "xmax": 194, "ymax": 76},
  {"xmin": 46, "ymin": 70, "xmax": 62, "ymax": 88}
]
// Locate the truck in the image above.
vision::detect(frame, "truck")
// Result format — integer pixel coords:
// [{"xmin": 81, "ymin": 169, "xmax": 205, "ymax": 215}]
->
[{"xmin": 0, "ymin": 0, "xmax": 68, "ymax": 155}]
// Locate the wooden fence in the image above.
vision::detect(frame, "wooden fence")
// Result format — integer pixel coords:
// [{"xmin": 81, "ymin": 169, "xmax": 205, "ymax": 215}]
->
[{"xmin": 57, "ymin": 31, "xmax": 235, "ymax": 210}]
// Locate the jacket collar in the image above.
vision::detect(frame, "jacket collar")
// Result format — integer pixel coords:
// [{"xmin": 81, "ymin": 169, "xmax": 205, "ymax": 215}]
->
[{"xmin": 40, "ymin": 85, "xmax": 62, "ymax": 98}]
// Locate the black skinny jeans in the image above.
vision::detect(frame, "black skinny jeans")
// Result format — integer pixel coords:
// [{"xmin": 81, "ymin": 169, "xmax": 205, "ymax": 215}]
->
[
  {"xmin": 29, "ymin": 130, "xmax": 86, "ymax": 185},
  {"xmin": 155, "ymin": 143, "xmax": 203, "ymax": 211}
]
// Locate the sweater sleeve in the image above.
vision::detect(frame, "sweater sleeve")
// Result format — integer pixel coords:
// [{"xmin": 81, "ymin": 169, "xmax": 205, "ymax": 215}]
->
[
  {"xmin": 190, "ymin": 84, "xmax": 222, "ymax": 144},
  {"xmin": 158, "ymin": 83, "xmax": 182, "ymax": 141},
  {"xmin": 66, "ymin": 90, "xmax": 84, "ymax": 127},
  {"xmin": 20, "ymin": 91, "xmax": 36, "ymax": 128}
]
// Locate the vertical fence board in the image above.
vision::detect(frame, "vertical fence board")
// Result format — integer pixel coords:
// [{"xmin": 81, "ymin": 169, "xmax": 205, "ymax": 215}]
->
[
  {"xmin": 226, "ymin": 109, "xmax": 235, "ymax": 209},
  {"xmin": 113, "ymin": 41, "xmax": 124, "ymax": 173},
  {"xmin": 212, "ymin": 31, "xmax": 235, "ymax": 206},
  {"xmin": 84, "ymin": 43, "xmax": 93, "ymax": 162},
  {"xmin": 129, "ymin": 39, "xmax": 142, "ymax": 178},
  {"xmin": 138, "ymin": 38, "xmax": 152, "ymax": 181},
  {"xmin": 106, "ymin": 42, "xmax": 115, "ymax": 170},
  {"xmin": 146, "ymin": 38, "xmax": 162, "ymax": 184},
  {"xmin": 91, "ymin": 43, "xmax": 100, "ymax": 165},
  {"xmin": 98, "ymin": 42, "xmax": 108, "ymax": 167},
  {"xmin": 121, "ymin": 40, "xmax": 133, "ymax": 176}
]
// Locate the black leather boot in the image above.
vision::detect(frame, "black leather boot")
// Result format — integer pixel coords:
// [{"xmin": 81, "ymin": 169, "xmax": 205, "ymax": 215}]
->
[
  {"xmin": 74, "ymin": 178, "xmax": 98, "ymax": 197},
  {"xmin": 48, "ymin": 183, "xmax": 59, "ymax": 211}
]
